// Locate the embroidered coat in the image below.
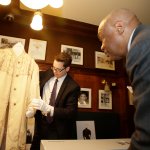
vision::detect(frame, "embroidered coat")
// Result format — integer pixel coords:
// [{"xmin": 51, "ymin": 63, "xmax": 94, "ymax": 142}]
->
[{"xmin": 0, "ymin": 48, "xmax": 40, "ymax": 150}]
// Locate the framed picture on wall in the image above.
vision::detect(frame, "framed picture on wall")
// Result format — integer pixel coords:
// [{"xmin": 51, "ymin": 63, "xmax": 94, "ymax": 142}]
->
[
  {"xmin": 78, "ymin": 88, "xmax": 92, "ymax": 108},
  {"xmin": 95, "ymin": 51, "xmax": 115, "ymax": 70},
  {"xmin": 61, "ymin": 44, "xmax": 83, "ymax": 65},
  {"xmin": 98, "ymin": 90, "xmax": 112, "ymax": 110},
  {"xmin": 28, "ymin": 39, "xmax": 47, "ymax": 60},
  {"xmin": 0, "ymin": 35, "xmax": 25, "ymax": 48}
]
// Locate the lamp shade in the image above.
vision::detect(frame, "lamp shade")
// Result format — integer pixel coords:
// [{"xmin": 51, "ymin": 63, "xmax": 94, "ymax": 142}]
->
[
  {"xmin": 0, "ymin": 0, "xmax": 11, "ymax": 5},
  {"xmin": 30, "ymin": 11, "xmax": 43, "ymax": 31},
  {"xmin": 20, "ymin": 0, "xmax": 49, "ymax": 9}
]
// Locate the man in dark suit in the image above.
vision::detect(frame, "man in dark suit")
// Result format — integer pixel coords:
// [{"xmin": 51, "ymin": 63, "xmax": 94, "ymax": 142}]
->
[
  {"xmin": 30, "ymin": 52, "xmax": 80, "ymax": 150},
  {"xmin": 98, "ymin": 8, "xmax": 150, "ymax": 150}
]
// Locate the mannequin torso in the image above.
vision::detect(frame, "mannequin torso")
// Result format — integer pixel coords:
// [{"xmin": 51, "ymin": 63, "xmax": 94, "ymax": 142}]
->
[{"xmin": 12, "ymin": 42, "xmax": 24, "ymax": 57}]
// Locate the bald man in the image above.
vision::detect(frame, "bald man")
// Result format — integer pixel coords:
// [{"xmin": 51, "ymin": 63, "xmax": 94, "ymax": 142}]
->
[{"xmin": 98, "ymin": 8, "xmax": 150, "ymax": 150}]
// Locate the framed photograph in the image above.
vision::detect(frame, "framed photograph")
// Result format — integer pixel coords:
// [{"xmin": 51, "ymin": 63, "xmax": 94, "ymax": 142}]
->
[
  {"xmin": 28, "ymin": 39, "xmax": 47, "ymax": 60},
  {"xmin": 76, "ymin": 121, "xmax": 96, "ymax": 139},
  {"xmin": 98, "ymin": 90, "xmax": 112, "ymax": 110},
  {"xmin": 95, "ymin": 51, "xmax": 115, "ymax": 70},
  {"xmin": 0, "ymin": 35, "xmax": 25, "ymax": 48},
  {"xmin": 78, "ymin": 88, "xmax": 92, "ymax": 108},
  {"xmin": 61, "ymin": 44, "xmax": 83, "ymax": 65}
]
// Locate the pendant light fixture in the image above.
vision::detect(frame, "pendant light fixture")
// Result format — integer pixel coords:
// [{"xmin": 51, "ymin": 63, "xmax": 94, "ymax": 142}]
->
[
  {"xmin": 20, "ymin": 0, "xmax": 63, "ymax": 9},
  {"xmin": 0, "ymin": 0, "xmax": 11, "ymax": 5},
  {"xmin": 30, "ymin": 11, "xmax": 43, "ymax": 31},
  {"xmin": 49, "ymin": 0, "xmax": 63, "ymax": 8},
  {"xmin": 20, "ymin": 0, "xmax": 49, "ymax": 9}
]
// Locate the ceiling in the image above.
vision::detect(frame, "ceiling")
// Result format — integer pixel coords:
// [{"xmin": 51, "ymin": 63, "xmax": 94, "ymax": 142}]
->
[{"xmin": 20, "ymin": 0, "xmax": 150, "ymax": 26}]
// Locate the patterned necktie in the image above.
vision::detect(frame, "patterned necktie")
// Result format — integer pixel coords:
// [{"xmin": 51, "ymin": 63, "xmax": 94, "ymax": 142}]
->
[
  {"xmin": 46, "ymin": 79, "xmax": 58, "ymax": 123},
  {"xmin": 50, "ymin": 79, "xmax": 58, "ymax": 106}
]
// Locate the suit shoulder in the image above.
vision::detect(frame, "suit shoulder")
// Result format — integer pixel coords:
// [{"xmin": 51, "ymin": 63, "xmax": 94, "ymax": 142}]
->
[{"xmin": 67, "ymin": 75, "xmax": 80, "ymax": 88}]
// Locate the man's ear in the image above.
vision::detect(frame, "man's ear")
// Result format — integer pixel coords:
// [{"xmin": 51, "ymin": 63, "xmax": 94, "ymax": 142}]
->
[
  {"xmin": 66, "ymin": 66, "xmax": 70, "ymax": 72},
  {"xmin": 115, "ymin": 21, "xmax": 124, "ymax": 34}
]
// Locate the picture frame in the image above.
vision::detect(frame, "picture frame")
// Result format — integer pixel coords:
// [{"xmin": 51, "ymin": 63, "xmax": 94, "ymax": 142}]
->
[
  {"xmin": 98, "ymin": 90, "xmax": 112, "ymax": 110},
  {"xmin": 76, "ymin": 121, "xmax": 96, "ymax": 139},
  {"xmin": 61, "ymin": 44, "xmax": 83, "ymax": 65},
  {"xmin": 0, "ymin": 35, "xmax": 25, "ymax": 48},
  {"xmin": 95, "ymin": 51, "xmax": 115, "ymax": 70},
  {"xmin": 78, "ymin": 88, "xmax": 92, "ymax": 108},
  {"xmin": 28, "ymin": 39, "xmax": 47, "ymax": 60}
]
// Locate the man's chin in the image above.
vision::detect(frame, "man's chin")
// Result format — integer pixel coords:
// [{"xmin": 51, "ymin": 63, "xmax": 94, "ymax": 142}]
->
[{"xmin": 109, "ymin": 56, "xmax": 123, "ymax": 61}]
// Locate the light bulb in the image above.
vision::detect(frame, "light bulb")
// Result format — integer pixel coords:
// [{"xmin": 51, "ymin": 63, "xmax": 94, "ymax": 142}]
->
[
  {"xmin": 49, "ymin": 0, "xmax": 63, "ymax": 8},
  {"xmin": 20, "ymin": 0, "xmax": 49, "ymax": 9},
  {"xmin": 0, "ymin": 0, "xmax": 11, "ymax": 5},
  {"xmin": 30, "ymin": 11, "xmax": 43, "ymax": 31},
  {"xmin": 104, "ymin": 82, "xmax": 110, "ymax": 92}
]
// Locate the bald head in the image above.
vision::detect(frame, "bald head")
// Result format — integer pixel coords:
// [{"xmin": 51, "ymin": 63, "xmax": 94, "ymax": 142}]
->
[
  {"xmin": 97, "ymin": 8, "xmax": 141, "ymax": 60},
  {"xmin": 98, "ymin": 8, "xmax": 140, "ymax": 38}
]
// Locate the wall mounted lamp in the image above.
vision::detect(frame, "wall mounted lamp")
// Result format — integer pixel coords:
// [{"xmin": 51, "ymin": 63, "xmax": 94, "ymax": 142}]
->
[{"xmin": 101, "ymin": 80, "xmax": 116, "ymax": 92}]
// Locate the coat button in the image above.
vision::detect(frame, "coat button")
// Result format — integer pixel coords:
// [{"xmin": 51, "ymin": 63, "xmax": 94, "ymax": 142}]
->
[{"xmin": 14, "ymin": 103, "xmax": 16, "ymax": 106}]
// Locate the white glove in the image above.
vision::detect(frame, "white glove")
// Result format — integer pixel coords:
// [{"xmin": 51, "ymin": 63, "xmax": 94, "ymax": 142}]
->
[
  {"xmin": 31, "ymin": 98, "xmax": 54, "ymax": 115},
  {"xmin": 26, "ymin": 107, "xmax": 35, "ymax": 118}
]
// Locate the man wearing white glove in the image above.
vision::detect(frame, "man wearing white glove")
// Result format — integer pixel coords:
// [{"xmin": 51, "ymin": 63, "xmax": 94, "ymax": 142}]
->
[
  {"xmin": 31, "ymin": 52, "xmax": 80, "ymax": 150},
  {"xmin": 26, "ymin": 107, "xmax": 35, "ymax": 118},
  {"xmin": 31, "ymin": 98, "xmax": 54, "ymax": 116}
]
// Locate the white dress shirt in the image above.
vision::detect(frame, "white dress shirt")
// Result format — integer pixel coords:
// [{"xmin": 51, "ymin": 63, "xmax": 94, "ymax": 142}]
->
[{"xmin": 42, "ymin": 74, "xmax": 67, "ymax": 116}]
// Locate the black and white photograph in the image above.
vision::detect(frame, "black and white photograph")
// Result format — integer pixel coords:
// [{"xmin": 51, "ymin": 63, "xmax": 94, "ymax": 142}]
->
[
  {"xmin": 78, "ymin": 88, "xmax": 91, "ymax": 108},
  {"xmin": 28, "ymin": 38, "xmax": 47, "ymax": 60},
  {"xmin": 61, "ymin": 44, "xmax": 83, "ymax": 65},
  {"xmin": 98, "ymin": 90, "xmax": 112, "ymax": 110},
  {"xmin": 0, "ymin": 35, "xmax": 25, "ymax": 48},
  {"xmin": 76, "ymin": 121, "xmax": 96, "ymax": 139},
  {"xmin": 95, "ymin": 51, "xmax": 115, "ymax": 70}
]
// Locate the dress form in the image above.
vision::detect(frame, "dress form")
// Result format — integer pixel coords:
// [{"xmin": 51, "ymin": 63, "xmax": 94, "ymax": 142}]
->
[{"xmin": 12, "ymin": 42, "xmax": 24, "ymax": 57}]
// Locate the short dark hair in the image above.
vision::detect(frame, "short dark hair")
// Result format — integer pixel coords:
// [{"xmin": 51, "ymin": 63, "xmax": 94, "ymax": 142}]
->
[{"xmin": 54, "ymin": 52, "xmax": 72, "ymax": 68}]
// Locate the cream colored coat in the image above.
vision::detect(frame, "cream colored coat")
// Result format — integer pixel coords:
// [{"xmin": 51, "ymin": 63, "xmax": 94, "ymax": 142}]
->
[{"xmin": 0, "ymin": 48, "xmax": 40, "ymax": 150}]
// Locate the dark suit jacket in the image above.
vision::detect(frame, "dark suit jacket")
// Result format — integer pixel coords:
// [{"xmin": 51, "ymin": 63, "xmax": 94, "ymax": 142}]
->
[
  {"xmin": 126, "ymin": 25, "xmax": 150, "ymax": 150},
  {"xmin": 31, "ymin": 69, "xmax": 80, "ymax": 149}
]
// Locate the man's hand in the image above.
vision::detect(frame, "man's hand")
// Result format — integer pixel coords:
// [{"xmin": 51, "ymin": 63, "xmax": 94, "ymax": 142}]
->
[{"xmin": 31, "ymin": 98, "xmax": 53, "ymax": 114}]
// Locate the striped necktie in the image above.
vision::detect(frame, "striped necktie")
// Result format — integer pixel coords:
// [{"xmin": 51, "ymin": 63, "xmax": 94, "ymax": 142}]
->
[{"xmin": 46, "ymin": 79, "xmax": 58, "ymax": 124}]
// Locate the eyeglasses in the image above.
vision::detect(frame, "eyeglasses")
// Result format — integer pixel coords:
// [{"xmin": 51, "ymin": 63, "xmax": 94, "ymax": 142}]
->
[{"xmin": 51, "ymin": 66, "xmax": 66, "ymax": 72}]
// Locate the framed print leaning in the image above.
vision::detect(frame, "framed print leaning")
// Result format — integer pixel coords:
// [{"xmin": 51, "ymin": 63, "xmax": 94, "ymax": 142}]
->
[
  {"xmin": 95, "ymin": 51, "xmax": 115, "ymax": 70},
  {"xmin": 61, "ymin": 44, "xmax": 83, "ymax": 65},
  {"xmin": 0, "ymin": 35, "xmax": 25, "ymax": 48},
  {"xmin": 76, "ymin": 121, "xmax": 96, "ymax": 139},
  {"xmin": 28, "ymin": 39, "xmax": 47, "ymax": 60},
  {"xmin": 98, "ymin": 90, "xmax": 112, "ymax": 110},
  {"xmin": 78, "ymin": 88, "xmax": 92, "ymax": 108}
]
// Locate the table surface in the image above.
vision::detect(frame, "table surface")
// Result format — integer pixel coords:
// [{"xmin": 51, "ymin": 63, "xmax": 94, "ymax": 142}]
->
[{"xmin": 40, "ymin": 138, "xmax": 130, "ymax": 150}]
